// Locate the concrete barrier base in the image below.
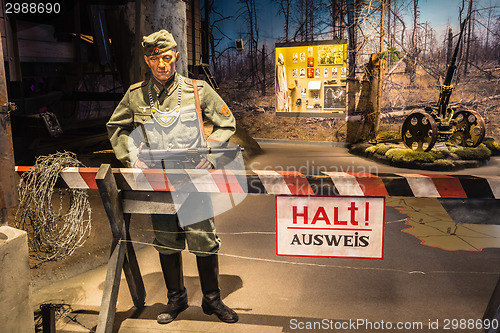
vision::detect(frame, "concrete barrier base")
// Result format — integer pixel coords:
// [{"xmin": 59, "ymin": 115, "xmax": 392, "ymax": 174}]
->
[{"xmin": 0, "ymin": 226, "xmax": 35, "ymax": 333}]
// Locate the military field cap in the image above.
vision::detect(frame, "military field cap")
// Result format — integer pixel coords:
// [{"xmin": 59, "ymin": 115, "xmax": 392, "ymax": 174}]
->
[{"xmin": 142, "ymin": 30, "xmax": 177, "ymax": 56}]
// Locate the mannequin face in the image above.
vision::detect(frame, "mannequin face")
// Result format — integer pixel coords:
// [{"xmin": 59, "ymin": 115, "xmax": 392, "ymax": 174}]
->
[{"xmin": 144, "ymin": 49, "xmax": 180, "ymax": 85}]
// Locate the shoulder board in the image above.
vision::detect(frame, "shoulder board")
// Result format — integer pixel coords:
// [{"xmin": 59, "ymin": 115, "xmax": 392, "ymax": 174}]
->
[
  {"xmin": 130, "ymin": 81, "xmax": 148, "ymax": 91},
  {"xmin": 184, "ymin": 78, "xmax": 204, "ymax": 87}
]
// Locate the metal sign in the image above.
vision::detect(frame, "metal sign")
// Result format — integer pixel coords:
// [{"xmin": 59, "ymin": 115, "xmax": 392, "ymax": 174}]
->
[{"xmin": 276, "ymin": 195, "xmax": 385, "ymax": 259}]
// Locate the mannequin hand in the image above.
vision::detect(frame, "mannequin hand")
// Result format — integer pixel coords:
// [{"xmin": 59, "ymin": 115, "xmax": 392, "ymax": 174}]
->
[
  {"xmin": 134, "ymin": 142, "xmax": 149, "ymax": 169},
  {"xmin": 133, "ymin": 159, "xmax": 149, "ymax": 169},
  {"xmin": 195, "ymin": 158, "xmax": 213, "ymax": 169}
]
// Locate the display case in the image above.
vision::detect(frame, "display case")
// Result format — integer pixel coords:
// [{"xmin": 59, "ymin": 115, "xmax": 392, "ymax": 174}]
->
[{"xmin": 275, "ymin": 40, "xmax": 347, "ymax": 117}]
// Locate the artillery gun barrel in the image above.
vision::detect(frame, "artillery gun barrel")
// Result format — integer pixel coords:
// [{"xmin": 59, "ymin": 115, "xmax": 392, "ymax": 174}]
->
[
  {"xmin": 443, "ymin": 18, "xmax": 467, "ymax": 86},
  {"xmin": 437, "ymin": 17, "xmax": 468, "ymax": 117}
]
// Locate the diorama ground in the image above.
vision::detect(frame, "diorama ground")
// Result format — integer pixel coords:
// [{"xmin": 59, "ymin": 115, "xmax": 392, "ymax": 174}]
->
[
  {"xmin": 219, "ymin": 64, "xmax": 500, "ymax": 170},
  {"xmin": 219, "ymin": 64, "xmax": 500, "ymax": 144},
  {"xmin": 5, "ymin": 63, "xmax": 500, "ymax": 331}
]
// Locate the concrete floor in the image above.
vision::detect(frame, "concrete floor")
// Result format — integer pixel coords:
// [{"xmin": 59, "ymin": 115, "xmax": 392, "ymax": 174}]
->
[{"xmin": 31, "ymin": 142, "xmax": 500, "ymax": 332}]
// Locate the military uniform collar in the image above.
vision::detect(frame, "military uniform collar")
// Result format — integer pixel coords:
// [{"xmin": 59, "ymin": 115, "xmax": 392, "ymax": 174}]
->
[{"xmin": 151, "ymin": 73, "xmax": 179, "ymax": 98}]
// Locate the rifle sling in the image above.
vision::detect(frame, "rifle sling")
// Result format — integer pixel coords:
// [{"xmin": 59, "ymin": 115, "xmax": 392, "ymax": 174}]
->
[
  {"xmin": 139, "ymin": 123, "xmax": 151, "ymax": 149},
  {"xmin": 192, "ymin": 79, "xmax": 207, "ymax": 147}
]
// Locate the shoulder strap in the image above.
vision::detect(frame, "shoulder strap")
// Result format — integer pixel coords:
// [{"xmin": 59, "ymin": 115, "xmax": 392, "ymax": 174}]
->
[
  {"xmin": 130, "ymin": 80, "xmax": 148, "ymax": 91},
  {"xmin": 192, "ymin": 79, "xmax": 207, "ymax": 147}
]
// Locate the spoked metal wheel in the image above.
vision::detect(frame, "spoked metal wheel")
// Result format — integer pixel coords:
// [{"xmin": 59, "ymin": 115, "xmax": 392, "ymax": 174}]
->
[
  {"xmin": 450, "ymin": 110, "xmax": 486, "ymax": 147},
  {"xmin": 401, "ymin": 111, "xmax": 438, "ymax": 152}
]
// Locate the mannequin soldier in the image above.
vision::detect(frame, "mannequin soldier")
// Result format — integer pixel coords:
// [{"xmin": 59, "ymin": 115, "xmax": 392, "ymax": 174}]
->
[{"xmin": 106, "ymin": 30, "xmax": 238, "ymax": 324}]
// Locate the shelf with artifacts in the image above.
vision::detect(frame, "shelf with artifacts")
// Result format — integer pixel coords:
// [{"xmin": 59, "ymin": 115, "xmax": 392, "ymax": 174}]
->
[{"xmin": 275, "ymin": 40, "xmax": 347, "ymax": 118}]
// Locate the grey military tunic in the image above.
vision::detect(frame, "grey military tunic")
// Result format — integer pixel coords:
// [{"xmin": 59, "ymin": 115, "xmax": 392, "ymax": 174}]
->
[
  {"xmin": 107, "ymin": 72, "xmax": 236, "ymax": 167},
  {"xmin": 106, "ymin": 73, "xmax": 236, "ymax": 255}
]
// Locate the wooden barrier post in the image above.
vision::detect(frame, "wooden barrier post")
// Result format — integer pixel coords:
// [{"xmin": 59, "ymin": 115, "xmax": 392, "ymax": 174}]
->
[{"xmin": 95, "ymin": 164, "xmax": 146, "ymax": 333}]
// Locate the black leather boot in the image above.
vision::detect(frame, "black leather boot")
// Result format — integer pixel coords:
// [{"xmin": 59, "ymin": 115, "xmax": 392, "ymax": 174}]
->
[
  {"xmin": 157, "ymin": 252, "xmax": 189, "ymax": 324},
  {"xmin": 196, "ymin": 254, "xmax": 238, "ymax": 323}
]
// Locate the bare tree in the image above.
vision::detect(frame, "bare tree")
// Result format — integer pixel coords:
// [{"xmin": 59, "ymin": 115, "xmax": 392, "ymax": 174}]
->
[
  {"xmin": 402, "ymin": 0, "xmax": 420, "ymax": 85},
  {"xmin": 496, "ymin": 16, "xmax": 500, "ymax": 65},
  {"xmin": 346, "ymin": 0, "xmax": 389, "ymax": 142},
  {"xmin": 463, "ymin": 0, "xmax": 474, "ymax": 76},
  {"xmin": 208, "ymin": 3, "xmax": 235, "ymax": 77},
  {"xmin": 293, "ymin": 0, "xmax": 307, "ymax": 41},
  {"xmin": 292, "ymin": 0, "xmax": 317, "ymax": 41},
  {"xmin": 240, "ymin": 0, "xmax": 260, "ymax": 85},
  {"xmin": 346, "ymin": 0, "xmax": 359, "ymax": 78},
  {"xmin": 274, "ymin": 0, "xmax": 293, "ymax": 42},
  {"xmin": 483, "ymin": 0, "xmax": 494, "ymax": 63},
  {"xmin": 328, "ymin": 0, "xmax": 347, "ymax": 39},
  {"xmin": 447, "ymin": 26, "xmax": 453, "ymax": 64}
]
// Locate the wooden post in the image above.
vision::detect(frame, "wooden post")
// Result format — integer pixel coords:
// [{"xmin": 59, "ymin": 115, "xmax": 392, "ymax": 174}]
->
[
  {"xmin": 95, "ymin": 164, "xmax": 146, "ymax": 333},
  {"xmin": 95, "ymin": 164, "xmax": 126, "ymax": 333},
  {"xmin": 3, "ymin": 13, "xmax": 22, "ymax": 81},
  {"xmin": 41, "ymin": 304, "xmax": 56, "ymax": 333},
  {"xmin": 73, "ymin": 0, "xmax": 82, "ymax": 79},
  {"xmin": 0, "ymin": 31, "xmax": 18, "ymax": 226},
  {"xmin": 95, "ymin": 232, "xmax": 126, "ymax": 333},
  {"xmin": 134, "ymin": 0, "xmax": 142, "ymax": 82},
  {"xmin": 121, "ymin": 212, "xmax": 146, "ymax": 309}
]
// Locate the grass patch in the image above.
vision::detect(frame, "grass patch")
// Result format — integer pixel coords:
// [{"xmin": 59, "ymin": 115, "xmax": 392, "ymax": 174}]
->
[
  {"xmin": 377, "ymin": 128, "xmax": 400, "ymax": 140},
  {"xmin": 449, "ymin": 144, "xmax": 491, "ymax": 160},
  {"xmin": 352, "ymin": 140, "xmax": 493, "ymax": 169},
  {"xmin": 483, "ymin": 137, "xmax": 500, "ymax": 156},
  {"xmin": 385, "ymin": 148, "xmax": 448, "ymax": 163},
  {"xmin": 355, "ymin": 141, "xmax": 492, "ymax": 170},
  {"xmin": 366, "ymin": 143, "xmax": 392, "ymax": 155},
  {"xmin": 433, "ymin": 159, "xmax": 455, "ymax": 168}
]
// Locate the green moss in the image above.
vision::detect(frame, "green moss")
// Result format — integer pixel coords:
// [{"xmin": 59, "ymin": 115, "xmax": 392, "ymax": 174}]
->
[
  {"xmin": 483, "ymin": 137, "xmax": 500, "ymax": 156},
  {"xmin": 377, "ymin": 129, "xmax": 400, "ymax": 140},
  {"xmin": 385, "ymin": 148, "xmax": 447, "ymax": 163},
  {"xmin": 361, "ymin": 139, "xmax": 492, "ymax": 169},
  {"xmin": 434, "ymin": 147, "xmax": 452, "ymax": 158},
  {"xmin": 366, "ymin": 143, "xmax": 392, "ymax": 155},
  {"xmin": 449, "ymin": 144, "xmax": 491, "ymax": 160},
  {"xmin": 433, "ymin": 159, "xmax": 455, "ymax": 168},
  {"xmin": 365, "ymin": 146, "xmax": 377, "ymax": 154}
]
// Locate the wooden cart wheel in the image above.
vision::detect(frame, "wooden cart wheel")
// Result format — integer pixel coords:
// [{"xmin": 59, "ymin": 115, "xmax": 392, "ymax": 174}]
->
[
  {"xmin": 450, "ymin": 110, "xmax": 486, "ymax": 147},
  {"xmin": 401, "ymin": 111, "xmax": 438, "ymax": 152}
]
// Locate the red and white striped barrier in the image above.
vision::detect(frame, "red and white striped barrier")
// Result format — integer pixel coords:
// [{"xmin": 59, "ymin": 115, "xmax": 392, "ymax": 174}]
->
[{"xmin": 15, "ymin": 166, "xmax": 500, "ymax": 199}]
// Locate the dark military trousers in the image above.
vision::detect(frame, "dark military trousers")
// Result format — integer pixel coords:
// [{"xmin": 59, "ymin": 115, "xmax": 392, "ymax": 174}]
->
[{"xmin": 151, "ymin": 193, "xmax": 221, "ymax": 256}]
